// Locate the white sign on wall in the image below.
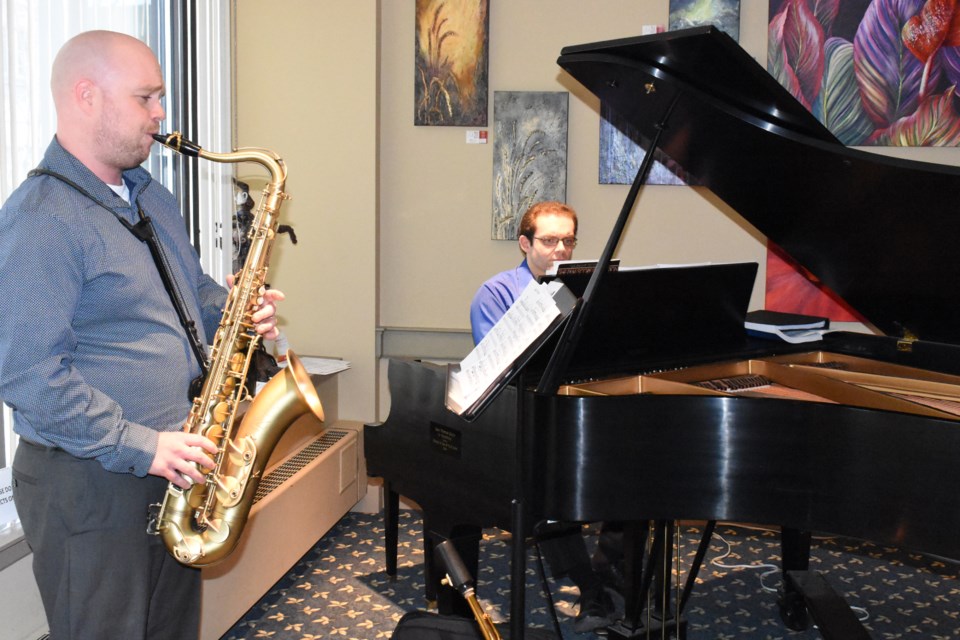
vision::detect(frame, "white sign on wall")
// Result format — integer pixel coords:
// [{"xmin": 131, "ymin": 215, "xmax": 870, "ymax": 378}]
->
[{"xmin": 0, "ymin": 467, "xmax": 18, "ymax": 527}]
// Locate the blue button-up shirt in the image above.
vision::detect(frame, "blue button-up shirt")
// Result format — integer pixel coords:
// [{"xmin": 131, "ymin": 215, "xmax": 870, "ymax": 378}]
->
[
  {"xmin": 0, "ymin": 138, "xmax": 227, "ymax": 475},
  {"xmin": 469, "ymin": 260, "xmax": 535, "ymax": 345}
]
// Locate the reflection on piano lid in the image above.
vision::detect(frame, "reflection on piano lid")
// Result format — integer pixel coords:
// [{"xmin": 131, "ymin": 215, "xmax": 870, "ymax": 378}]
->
[{"xmin": 558, "ymin": 25, "xmax": 960, "ymax": 345}]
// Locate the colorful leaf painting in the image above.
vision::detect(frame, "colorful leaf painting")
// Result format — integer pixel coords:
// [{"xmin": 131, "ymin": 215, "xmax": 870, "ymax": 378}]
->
[{"xmin": 769, "ymin": 0, "xmax": 960, "ymax": 147}]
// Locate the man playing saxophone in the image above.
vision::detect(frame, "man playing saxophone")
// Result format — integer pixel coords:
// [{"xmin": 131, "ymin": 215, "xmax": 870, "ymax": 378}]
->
[{"xmin": 0, "ymin": 30, "xmax": 283, "ymax": 639}]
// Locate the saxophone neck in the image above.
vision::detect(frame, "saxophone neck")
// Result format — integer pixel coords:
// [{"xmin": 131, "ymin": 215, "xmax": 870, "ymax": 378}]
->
[{"xmin": 153, "ymin": 132, "xmax": 287, "ymax": 189}]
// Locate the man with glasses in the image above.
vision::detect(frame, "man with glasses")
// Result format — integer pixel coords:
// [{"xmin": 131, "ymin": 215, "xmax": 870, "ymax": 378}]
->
[
  {"xmin": 470, "ymin": 201, "xmax": 579, "ymax": 344},
  {"xmin": 469, "ymin": 201, "xmax": 620, "ymax": 633}
]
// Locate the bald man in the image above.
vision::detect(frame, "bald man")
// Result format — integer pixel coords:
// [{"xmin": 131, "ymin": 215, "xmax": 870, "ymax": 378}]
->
[{"xmin": 0, "ymin": 31, "xmax": 279, "ymax": 639}]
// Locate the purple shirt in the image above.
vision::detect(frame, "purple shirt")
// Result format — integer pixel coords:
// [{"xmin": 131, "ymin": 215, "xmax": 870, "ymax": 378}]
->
[{"xmin": 469, "ymin": 260, "xmax": 534, "ymax": 344}]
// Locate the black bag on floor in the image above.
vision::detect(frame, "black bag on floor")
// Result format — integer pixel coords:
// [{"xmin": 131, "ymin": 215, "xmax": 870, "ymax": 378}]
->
[
  {"xmin": 392, "ymin": 610, "xmax": 557, "ymax": 640},
  {"xmin": 392, "ymin": 611, "xmax": 484, "ymax": 640}
]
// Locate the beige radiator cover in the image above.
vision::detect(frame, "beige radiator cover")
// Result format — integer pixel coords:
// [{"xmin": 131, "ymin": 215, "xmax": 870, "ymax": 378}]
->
[{"xmin": 200, "ymin": 371, "xmax": 366, "ymax": 640}]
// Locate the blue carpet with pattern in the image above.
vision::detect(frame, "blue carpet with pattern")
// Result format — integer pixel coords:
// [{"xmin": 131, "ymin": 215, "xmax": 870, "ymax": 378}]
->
[{"xmin": 222, "ymin": 510, "xmax": 960, "ymax": 639}]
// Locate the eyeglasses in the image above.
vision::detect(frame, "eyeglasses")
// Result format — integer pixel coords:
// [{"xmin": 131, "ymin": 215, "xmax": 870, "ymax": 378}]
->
[{"xmin": 533, "ymin": 236, "xmax": 578, "ymax": 248}]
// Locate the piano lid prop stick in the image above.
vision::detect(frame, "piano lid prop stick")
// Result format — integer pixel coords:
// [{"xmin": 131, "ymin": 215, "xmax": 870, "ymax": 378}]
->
[{"xmin": 537, "ymin": 91, "xmax": 681, "ymax": 394}]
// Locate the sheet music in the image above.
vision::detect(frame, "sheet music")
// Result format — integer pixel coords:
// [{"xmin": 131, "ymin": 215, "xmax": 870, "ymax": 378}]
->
[
  {"xmin": 447, "ymin": 280, "xmax": 570, "ymax": 414},
  {"xmin": 297, "ymin": 356, "xmax": 351, "ymax": 376}
]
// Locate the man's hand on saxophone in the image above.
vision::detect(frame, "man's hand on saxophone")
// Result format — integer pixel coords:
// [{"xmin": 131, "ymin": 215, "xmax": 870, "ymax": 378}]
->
[
  {"xmin": 251, "ymin": 288, "xmax": 286, "ymax": 340},
  {"xmin": 150, "ymin": 432, "xmax": 219, "ymax": 489},
  {"xmin": 226, "ymin": 274, "xmax": 287, "ymax": 340}
]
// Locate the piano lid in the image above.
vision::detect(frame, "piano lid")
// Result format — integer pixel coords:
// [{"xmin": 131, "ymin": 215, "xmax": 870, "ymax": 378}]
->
[{"xmin": 558, "ymin": 26, "xmax": 960, "ymax": 345}]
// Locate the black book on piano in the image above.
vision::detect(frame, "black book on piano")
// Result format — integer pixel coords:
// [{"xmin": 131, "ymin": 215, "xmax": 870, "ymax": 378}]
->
[{"xmin": 744, "ymin": 309, "xmax": 830, "ymax": 344}]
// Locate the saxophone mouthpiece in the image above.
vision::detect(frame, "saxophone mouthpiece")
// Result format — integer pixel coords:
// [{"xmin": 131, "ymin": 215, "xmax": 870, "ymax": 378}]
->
[{"xmin": 153, "ymin": 131, "xmax": 203, "ymax": 158}]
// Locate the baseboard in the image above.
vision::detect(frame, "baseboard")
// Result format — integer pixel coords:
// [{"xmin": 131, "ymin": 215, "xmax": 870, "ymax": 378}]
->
[{"xmin": 200, "ymin": 420, "xmax": 366, "ymax": 640}]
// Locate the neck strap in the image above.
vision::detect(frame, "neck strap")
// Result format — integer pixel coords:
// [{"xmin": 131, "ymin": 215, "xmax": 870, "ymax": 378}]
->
[{"xmin": 28, "ymin": 168, "xmax": 209, "ymax": 380}]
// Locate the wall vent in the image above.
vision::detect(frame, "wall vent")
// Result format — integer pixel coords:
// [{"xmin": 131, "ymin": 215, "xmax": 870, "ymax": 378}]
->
[{"xmin": 253, "ymin": 429, "xmax": 348, "ymax": 503}]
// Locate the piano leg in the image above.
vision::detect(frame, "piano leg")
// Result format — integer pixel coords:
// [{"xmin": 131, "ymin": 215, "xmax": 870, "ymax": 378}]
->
[
  {"xmin": 384, "ymin": 482, "xmax": 399, "ymax": 577},
  {"xmin": 619, "ymin": 520, "xmax": 651, "ymax": 627},
  {"xmin": 678, "ymin": 520, "xmax": 716, "ymax": 614},
  {"xmin": 778, "ymin": 526, "xmax": 813, "ymax": 631},
  {"xmin": 380, "ymin": 483, "xmax": 480, "ymax": 618}
]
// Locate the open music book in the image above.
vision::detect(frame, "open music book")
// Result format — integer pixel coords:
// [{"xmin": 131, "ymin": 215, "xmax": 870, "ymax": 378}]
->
[{"xmin": 445, "ymin": 279, "xmax": 577, "ymax": 417}]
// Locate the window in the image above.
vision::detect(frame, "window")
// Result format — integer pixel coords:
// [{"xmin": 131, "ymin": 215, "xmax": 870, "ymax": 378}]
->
[{"xmin": 0, "ymin": 0, "xmax": 231, "ymax": 469}]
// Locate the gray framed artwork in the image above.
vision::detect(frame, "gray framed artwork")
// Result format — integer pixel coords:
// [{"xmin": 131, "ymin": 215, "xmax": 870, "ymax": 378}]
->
[
  {"xmin": 599, "ymin": 0, "xmax": 741, "ymax": 185},
  {"xmin": 491, "ymin": 91, "xmax": 568, "ymax": 240}
]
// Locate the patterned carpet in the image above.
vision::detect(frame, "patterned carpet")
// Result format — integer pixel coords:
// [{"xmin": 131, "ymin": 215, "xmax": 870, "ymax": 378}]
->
[{"xmin": 222, "ymin": 510, "xmax": 960, "ymax": 639}]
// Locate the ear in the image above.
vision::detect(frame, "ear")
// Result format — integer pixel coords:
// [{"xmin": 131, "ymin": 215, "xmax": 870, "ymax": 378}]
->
[
  {"xmin": 75, "ymin": 79, "xmax": 97, "ymax": 112},
  {"xmin": 518, "ymin": 235, "xmax": 531, "ymax": 255}
]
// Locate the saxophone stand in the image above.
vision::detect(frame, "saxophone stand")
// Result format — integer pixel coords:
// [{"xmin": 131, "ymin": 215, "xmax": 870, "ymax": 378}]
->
[
  {"xmin": 436, "ymin": 539, "xmax": 504, "ymax": 640},
  {"xmin": 392, "ymin": 536, "xmax": 558, "ymax": 640}
]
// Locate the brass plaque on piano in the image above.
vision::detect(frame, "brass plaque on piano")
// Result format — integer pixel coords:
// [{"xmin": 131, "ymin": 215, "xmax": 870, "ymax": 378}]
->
[{"xmin": 430, "ymin": 421, "xmax": 462, "ymax": 458}]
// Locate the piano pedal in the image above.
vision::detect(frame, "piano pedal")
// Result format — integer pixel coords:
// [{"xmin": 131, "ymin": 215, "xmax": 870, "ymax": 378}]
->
[
  {"xmin": 777, "ymin": 583, "xmax": 810, "ymax": 631},
  {"xmin": 781, "ymin": 570, "xmax": 872, "ymax": 638}
]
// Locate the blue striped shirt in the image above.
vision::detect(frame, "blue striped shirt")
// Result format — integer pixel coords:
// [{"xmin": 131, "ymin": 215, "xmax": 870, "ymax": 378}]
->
[{"xmin": 0, "ymin": 138, "xmax": 227, "ymax": 475}]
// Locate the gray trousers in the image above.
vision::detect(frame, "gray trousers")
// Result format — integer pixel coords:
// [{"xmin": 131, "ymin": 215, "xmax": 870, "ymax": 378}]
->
[{"xmin": 12, "ymin": 441, "xmax": 201, "ymax": 640}]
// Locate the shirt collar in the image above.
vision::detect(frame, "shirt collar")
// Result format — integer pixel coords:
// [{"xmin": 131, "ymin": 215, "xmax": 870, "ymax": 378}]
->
[{"xmin": 42, "ymin": 136, "xmax": 154, "ymax": 208}]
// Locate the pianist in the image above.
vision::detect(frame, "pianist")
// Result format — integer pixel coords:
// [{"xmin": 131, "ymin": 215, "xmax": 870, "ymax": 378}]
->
[
  {"xmin": 469, "ymin": 201, "xmax": 621, "ymax": 633},
  {"xmin": 470, "ymin": 201, "xmax": 577, "ymax": 344}
]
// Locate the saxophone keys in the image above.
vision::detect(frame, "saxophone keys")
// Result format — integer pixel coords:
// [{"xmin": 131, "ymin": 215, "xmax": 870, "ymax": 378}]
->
[
  {"xmin": 204, "ymin": 519, "xmax": 230, "ymax": 543},
  {"xmin": 212, "ymin": 401, "xmax": 231, "ymax": 425},
  {"xmin": 227, "ymin": 435, "xmax": 256, "ymax": 464},
  {"xmin": 214, "ymin": 473, "xmax": 247, "ymax": 507}
]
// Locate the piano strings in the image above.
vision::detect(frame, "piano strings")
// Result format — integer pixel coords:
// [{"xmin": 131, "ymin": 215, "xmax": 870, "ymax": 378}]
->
[{"xmin": 692, "ymin": 373, "xmax": 837, "ymax": 403}]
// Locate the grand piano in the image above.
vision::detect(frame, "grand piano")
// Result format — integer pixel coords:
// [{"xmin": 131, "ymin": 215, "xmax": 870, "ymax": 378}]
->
[{"xmin": 365, "ymin": 27, "xmax": 960, "ymax": 639}]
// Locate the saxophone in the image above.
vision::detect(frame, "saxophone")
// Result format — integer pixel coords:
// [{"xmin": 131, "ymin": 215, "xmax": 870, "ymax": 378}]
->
[{"xmin": 148, "ymin": 132, "xmax": 324, "ymax": 567}]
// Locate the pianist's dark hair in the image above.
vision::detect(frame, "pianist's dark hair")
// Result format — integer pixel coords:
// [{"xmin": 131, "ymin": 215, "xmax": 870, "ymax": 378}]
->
[{"xmin": 518, "ymin": 201, "xmax": 579, "ymax": 241}]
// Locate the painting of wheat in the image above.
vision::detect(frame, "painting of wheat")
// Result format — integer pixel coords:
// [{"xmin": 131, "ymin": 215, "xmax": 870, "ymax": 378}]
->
[
  {"xmin": 415, "ymin": 0, "xmax": 488, "ymax": 126},
  {"xmin": 491, "ymin": 91, "xmax": 568, "ymax": 240}
]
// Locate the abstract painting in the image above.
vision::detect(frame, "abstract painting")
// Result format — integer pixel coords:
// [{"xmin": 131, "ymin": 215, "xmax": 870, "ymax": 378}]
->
[
  {"xmin": 765, "ymin": 243, "xmax": 860, "ymax": 321},
  {"xmin": 599, "ymin": 0, "xmax": 740, "ymax": 185},
  {"xmin": 414, "ymin": 0, "xmax": 489, "ymax": 126},
  {"xmin": 599, "ymin": 105, "xmax": 690, "ymax": 186},
  {"xmin": 766, "ymin": 0, "xmax": 960, "ymax": 320},
  {"xmin": 669, "ymin": 0, "xmax": 741, "ymax": 41},
  {"xmin": 491, "ymin": 92, "xmax": 568, "ymax": 240},
  {"xmin": 768, "ymin": 0, "xmax": 960, "ymax": 147}
]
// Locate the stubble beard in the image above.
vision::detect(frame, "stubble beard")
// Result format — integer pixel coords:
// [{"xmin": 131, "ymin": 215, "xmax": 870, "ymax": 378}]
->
[{"xmin": 95, "ymin": 105, "xmax": 152, "ymax": 174}]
